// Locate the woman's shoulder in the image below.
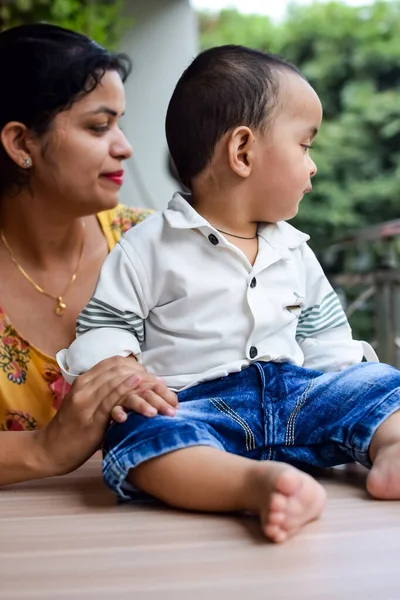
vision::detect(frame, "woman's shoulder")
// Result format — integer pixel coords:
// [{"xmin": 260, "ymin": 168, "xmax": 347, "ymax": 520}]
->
[{"xmin": 97, "ymin": 204, "xmax": 154, "ymax": 248}]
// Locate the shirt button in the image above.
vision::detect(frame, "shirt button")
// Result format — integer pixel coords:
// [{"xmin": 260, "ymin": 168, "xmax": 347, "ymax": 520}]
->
[
  {"xmin": 250, "ymin": 277, "xmax": 257, "ymax": 288},
  {"xmin": 249, "ymin": 346, "xmax": 258, "ymax": 359},
  {"xmin": 208, "ymin": 234, "xmax": 219, "ymax": 245}
]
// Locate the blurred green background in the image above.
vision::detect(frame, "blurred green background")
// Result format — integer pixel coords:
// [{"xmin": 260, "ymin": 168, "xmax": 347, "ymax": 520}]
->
[{"xmin": 0, "ymin": 0, "xmax": 125, "ymax": 47}]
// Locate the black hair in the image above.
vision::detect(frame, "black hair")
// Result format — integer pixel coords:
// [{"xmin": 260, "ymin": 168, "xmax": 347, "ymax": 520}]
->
[
  {"xmin": 0, "ymin": 23, "xmax": 131, "ymax": 197},
  {"xmin": 165, "ymin": 45, "xmax": 302, "ymax": 189}
]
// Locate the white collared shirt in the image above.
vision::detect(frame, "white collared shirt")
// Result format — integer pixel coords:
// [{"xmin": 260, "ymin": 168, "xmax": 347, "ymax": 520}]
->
[{"xmin": 57, "ymin": 193, "xmax": 374, "ymax": 390}]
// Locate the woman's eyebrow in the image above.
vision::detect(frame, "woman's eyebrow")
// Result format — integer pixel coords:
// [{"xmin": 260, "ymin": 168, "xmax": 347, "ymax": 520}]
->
[{"xmin": 85, "ymin": 106, "xmax": 123, "ymax": 117}]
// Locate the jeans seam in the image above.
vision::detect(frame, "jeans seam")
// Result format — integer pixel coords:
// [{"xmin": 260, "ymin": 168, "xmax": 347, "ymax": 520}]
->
[
  {"xmin": 210, "ymin": 397, "xmax": 256, "ymax": 451},
  {"xmin": 254, "ymin": 362, "xmax": 272, "ymax": 456},
  {"xmin": 285, "ymin": 379, "xmax": 315, "ymax": 446}
]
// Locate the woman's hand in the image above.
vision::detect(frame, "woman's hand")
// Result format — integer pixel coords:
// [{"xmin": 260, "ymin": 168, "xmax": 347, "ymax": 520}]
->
[
  {"xmin": 108, "ymin": 357, "xmax": 179, "ymax": 422},
  {"xmin": 34, "ymin": 356, "xmax": 178, "ymax": 477}
]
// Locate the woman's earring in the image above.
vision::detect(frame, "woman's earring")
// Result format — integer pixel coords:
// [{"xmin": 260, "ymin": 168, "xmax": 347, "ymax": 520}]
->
[{"xmin": 22, "ymin": 156, "xmax": 32, "ymax": 169}]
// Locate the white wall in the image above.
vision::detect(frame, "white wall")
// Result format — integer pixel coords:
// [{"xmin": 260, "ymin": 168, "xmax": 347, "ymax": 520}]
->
[{"xmin": 119, "ymin": 0, "xmax": 198, "ymax": 210}]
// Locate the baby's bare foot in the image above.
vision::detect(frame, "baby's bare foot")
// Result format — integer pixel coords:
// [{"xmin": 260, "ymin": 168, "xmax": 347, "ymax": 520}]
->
[
  {"xmin": 367, "ymin": 441, "xmax": 400, "ymax": 499},
  {"xmin": 254, "ymin": 463, "xmax": 326, "ymax": 543}
]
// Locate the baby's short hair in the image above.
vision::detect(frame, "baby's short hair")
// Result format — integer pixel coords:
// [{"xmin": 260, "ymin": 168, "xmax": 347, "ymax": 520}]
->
[{"xmin": 166, "ymin": 45, "xmax": 301, "ymax": 189}]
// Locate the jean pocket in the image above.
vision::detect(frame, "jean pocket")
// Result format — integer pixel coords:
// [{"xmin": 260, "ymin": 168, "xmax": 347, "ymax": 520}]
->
[{"xmin": 210, "ymin": 397, "xmax": 256, "ymax": 451}]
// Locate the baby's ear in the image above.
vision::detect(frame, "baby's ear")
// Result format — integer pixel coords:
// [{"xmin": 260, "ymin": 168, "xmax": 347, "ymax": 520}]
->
[{"xmin": 227, "ymin": 126, "xmax": 255, "ymax": 178}]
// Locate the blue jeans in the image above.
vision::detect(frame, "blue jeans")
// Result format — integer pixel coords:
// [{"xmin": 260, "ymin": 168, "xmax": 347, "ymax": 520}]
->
[{"xmin": 103, "ymin": 361, "xmax": 400, "ymax": 500}]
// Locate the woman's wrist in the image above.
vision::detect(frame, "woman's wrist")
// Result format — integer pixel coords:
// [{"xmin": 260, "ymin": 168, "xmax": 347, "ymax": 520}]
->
[
  {"xmin": 28, "ymin": 429, "xmax": 61, "ymax": 479},
  {"xmin": 0, "ymin": 429, "xmax": 60, "ymax": 487}
]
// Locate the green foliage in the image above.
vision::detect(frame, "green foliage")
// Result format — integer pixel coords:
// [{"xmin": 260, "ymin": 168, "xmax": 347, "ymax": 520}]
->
[
  {"xmin": 199, "ymin": 8, "xmax": 278, "ymax": 51},
  {"xmin": 0, "ymin": 0, "xmax": 127, "ymax": 48},
  {"xmin": 199, "ymin": 2, "xmax": 400, "ymax": 250}
]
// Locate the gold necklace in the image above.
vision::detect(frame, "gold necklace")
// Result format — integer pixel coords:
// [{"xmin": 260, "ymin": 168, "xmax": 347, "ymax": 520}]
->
[{"xmin": 0, "ymin": 223, "xmax": 86, "ymax": 316}]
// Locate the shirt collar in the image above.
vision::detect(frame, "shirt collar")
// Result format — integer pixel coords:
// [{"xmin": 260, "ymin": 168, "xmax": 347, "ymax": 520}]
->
[
  {"xmin": 164, "ymin": 192, "xmax": 209, "ymax": 229},
  {"xmin": 164, "ymin": 192, "xmax": 309, "ymax": 250},
  {"xmin": 258, "ymin": 221, "xmax": 309, "ymax": 250}
]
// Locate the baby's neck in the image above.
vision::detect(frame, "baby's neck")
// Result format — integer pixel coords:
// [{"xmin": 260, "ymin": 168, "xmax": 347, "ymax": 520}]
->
[
  {"xmin": 190, "ymin": 188, "xmax": 259, "ymax": 266},
  {"xmin": 191, "ymin": 187, "xmax": 258, "ymax": 241}
]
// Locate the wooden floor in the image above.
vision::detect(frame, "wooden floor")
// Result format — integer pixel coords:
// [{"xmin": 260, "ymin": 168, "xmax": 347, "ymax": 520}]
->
[{"xmin": 1, "ymin": 455, "xmax": 400, "ymax": 599}]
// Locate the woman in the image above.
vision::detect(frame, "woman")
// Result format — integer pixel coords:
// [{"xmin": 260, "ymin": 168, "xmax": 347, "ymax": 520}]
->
[{"xmin": 0, "ymin": 23, "xmax": 177, "ymax": 486}]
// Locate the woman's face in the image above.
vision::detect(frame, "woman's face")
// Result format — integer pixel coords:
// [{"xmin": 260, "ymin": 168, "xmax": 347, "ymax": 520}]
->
[{"xmin": 29, "ymin": 70, "xmax": 132, "ymax": 216}]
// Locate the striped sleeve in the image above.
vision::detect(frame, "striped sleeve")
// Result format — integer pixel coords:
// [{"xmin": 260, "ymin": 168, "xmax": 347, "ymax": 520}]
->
[
  {"xmin": 76, "ymin": 296, "xmax": 144, "ymax": 342},
  {"xmin": 296, "ymin": 243, "xmax": 363, "ymax": 371},
  {"xmin": 296, "ymin": 290, "xmax": 348, "ymax": 339}
]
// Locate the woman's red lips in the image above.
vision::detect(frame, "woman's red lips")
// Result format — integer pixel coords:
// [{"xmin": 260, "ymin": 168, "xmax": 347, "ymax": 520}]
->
[{"xmin": 101, "ymin": 170, "xmax": 124, "ymax": 186}]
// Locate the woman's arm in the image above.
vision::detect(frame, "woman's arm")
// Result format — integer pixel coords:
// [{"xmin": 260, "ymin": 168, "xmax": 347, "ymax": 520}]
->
[
  {"xmin": 0, "ymin": 430, "xmax": 53, "ymax": 486},
  {"xmin": 0, "ymin": 356, "xmax": 178, "ymax": 487}
]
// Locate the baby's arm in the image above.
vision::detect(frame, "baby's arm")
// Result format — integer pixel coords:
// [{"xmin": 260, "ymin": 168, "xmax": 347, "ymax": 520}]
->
[
  {"xmin": 57, "ymin": 240, "xmax": 149, "ymax": 381},
  {"xmin": 56, "ymin": 239, "xmax": 179, "ymax": 416},
  {"xmin": 296, "ymin": 244, "xmax": 377, "ymax": 371}
]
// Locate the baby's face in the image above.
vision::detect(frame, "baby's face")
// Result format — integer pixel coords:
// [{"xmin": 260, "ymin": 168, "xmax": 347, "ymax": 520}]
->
[{"xmin": 249, "ymin": 72, "xmax": 322, "ymax": 224}]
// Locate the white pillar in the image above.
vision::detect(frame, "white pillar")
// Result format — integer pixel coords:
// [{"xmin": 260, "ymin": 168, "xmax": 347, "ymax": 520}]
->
[{"xmin": 119, "ymin": 0, "xmax": 198, "ymax": 210}]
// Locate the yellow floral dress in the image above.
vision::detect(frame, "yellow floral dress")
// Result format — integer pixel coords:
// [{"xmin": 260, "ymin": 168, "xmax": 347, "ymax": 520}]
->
[{"xmin": 0, "ymin": 205, "xmax": 153, "ymax": 431}]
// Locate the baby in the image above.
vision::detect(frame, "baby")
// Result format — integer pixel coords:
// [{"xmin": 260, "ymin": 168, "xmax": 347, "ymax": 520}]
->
[{"xmin": 58, "ymin": 46, "xmax": 400, "ymax": 544}]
